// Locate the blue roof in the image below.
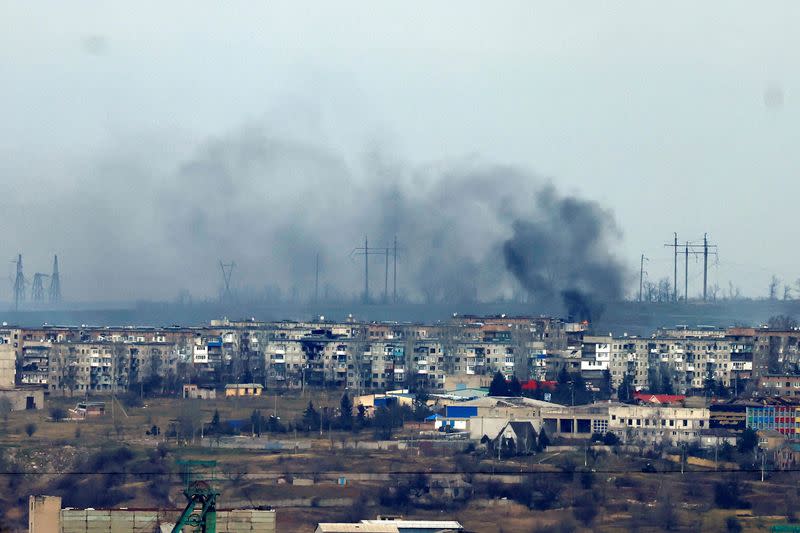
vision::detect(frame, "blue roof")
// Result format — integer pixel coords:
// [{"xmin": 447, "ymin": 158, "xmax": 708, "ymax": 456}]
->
[{"xmin": 425, "ymin": 414, "xmax": 442, "ymax": 421}]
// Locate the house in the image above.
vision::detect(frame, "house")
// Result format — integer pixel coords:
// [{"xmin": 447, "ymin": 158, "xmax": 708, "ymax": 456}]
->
[{"xmin": 224, "ymin": 383, "xmax": 263, "ymax": 397}]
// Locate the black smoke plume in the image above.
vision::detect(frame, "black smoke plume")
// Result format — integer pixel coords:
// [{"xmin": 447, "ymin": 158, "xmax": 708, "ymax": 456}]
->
[
  {"xmin": 7, "ymin": 123, "xmax": 629, "ymax": 310},
  {"xmin": 502, "ymin": 186, "xmax": 626, "ymax": 320}
]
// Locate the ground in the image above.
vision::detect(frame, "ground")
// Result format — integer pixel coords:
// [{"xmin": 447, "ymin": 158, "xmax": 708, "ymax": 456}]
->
[{"xmin": 2, "ymin": 392, "xmax": 799, "ymax": 532}]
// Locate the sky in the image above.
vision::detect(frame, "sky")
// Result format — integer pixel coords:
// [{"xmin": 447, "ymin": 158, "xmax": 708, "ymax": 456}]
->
[{"xmin": 0, "ymin": 2, "xmax": 798, "ymax": 303}]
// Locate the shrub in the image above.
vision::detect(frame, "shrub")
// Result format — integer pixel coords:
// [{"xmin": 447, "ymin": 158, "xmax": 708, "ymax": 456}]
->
[
  {"xmin": 24, "ymin": 423, "xmax": 37, "ymax": 437},
  {"xmin": 50, "ymin": 407, "xmax": 68, "ymax": 422}
]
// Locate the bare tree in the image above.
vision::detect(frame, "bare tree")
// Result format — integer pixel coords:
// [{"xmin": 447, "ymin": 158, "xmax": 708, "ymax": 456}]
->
[
  {"xmin": 727, "ymin": 281, "xmax": 741, "ymax": 301},
  {"xmin": 709, "ymin": 283, "xmax": 720, "ymax": 302},
  {"xmin": 769, "ymin": 275, "xmax": 780, "ymax": 300},
  {"xmin": 785, "ymin": 285, "xmax": 793, "ymax": 301}
]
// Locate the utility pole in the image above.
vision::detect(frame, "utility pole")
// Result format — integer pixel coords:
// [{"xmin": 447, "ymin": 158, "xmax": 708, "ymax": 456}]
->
[
  {"xmin": 384, "ymin": 248, "xmax": 389, "ymax": 304},
  {"xmin": 351, "ymin": 236, "xmax": 385, "ymax": 304},
  {"xmin": 665, "ymin": 235, "xmax": 718, "ymax": 304},
  {"xmin": 664, "ymin": 234, "xmax": 679, "ymax": 302},
  {"xmin": 684, "ymin": 242, "xmax": 689, "ymax": 303},
  {"xmin": 701, "ymin": 233, "xmax": 717, "ymax": 301},
  {"xmin": 639, "ymin": 254, "xmax": 648, "ymax": 302},
  {"xmin": 314, "ymin": 252, "xmax": 320, "ymax": 303},
  {"xmin": 393, "ymin": 235, "xmax": 398, "ymax": 303}
]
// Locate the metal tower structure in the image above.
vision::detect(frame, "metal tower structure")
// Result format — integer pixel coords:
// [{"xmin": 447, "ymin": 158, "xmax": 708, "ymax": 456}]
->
[
  {"xmin": 173, "ymin": 460, "xmax": 218, "ymax": 533},
  {"xmin": 48, "ymin": 255, "xmax": 61, "ymax": 304},
  {"xmin": 31, "ymin": 273, "xmax": 49, "ymax": 303},
  {"xmin": 12, "ymin": 254, "xmax": 26, "ymax": 311},
  {"xmin": 219, "ymin": 260, "xmax": 235, "ymax": 302}
]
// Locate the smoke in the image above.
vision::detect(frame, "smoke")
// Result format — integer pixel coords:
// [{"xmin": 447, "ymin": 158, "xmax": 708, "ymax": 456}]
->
[
  {"xmin": 5, "ymin": 122, "xmax": 628, "ymax": 310},
  {"xmin": 502, "ymin": 185, "xmax": 627, "ymax": 320}
]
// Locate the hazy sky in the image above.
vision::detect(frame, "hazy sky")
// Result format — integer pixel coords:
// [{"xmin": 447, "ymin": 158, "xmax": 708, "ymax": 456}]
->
[{"xmin": 1, "ymin": 2, "xmax": 797, "ymax": 302}]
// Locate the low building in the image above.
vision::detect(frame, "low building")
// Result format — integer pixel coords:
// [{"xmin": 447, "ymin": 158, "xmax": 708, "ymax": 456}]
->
[
  {"xmin": 224, "ymin": 383, "xmax": 263, "ymax": 397},
  {"xmin": 183, "ymin": 383, "xmax": 217, "ymax": 399},
  {"xmin": 359, "ymin": 519, "xmax": 463, "ymax": 533},
  {"xmin": 355, "ymin": 391, "xmax": 415, "ymax": 414},
  {"xmin": 0, "ymin": 387, "xmax": 43, "ymax": 411},
  {"xmin": 71, "ymin": 401, "xmax": 105, "ymax": 418},
  {"xmin": 608, "ymin": 404, "xmax": 709, "ymax": 446},
  {"xmin": 316, "ymin": 525, "xmax": 400, "ymax": 533}
]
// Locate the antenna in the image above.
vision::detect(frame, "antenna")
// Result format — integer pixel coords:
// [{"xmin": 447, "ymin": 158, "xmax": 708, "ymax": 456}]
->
[
  {"xmin": 219, "ymin": 260, "xmax": 235, "ymax": 302},
  {"xmin": 48, "ymin": 255, "xmax": 61, "ymax": 304},
  {"xmin": 11, "ymin": 254, "xmax": 25, "ymax": 311}
]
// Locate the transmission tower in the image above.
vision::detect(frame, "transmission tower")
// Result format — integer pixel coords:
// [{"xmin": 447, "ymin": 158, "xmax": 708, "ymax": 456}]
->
[
  {"xmin": 664, "ymin": 234, "xmax": 718, "ymax": 302},
  {"xmin": 49, "ymin": 255, "xmax": 62, "ymax": 304},
  {"xmin": 219, "ymin": 260, "xmax": 235, "ymax": 302},
  {"xmin": 31, "ymin": 273, "xmax": 49, "ymax": 303},
  {"xmin": 11, "ymin": 254, "xmax": 26, "ymax": 311}
]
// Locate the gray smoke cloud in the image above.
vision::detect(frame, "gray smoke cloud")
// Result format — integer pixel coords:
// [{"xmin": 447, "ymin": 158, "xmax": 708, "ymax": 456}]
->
[{"xmin": 6, "ymin": 122, "xmax": 629, "ymax": 308}]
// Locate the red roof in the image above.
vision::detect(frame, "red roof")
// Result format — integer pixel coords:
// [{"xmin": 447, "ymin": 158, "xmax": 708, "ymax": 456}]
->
[
  {"xmin": 521, "ymin": 380, "xmax": 557, "ymax": 391},
  {"xmin": 633, "ymin": 392, "xmax": 685, "ymax": 405}
]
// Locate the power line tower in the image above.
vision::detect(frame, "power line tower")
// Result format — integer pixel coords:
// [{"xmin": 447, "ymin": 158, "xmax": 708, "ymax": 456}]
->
[
  {"xmin": 638, "ymin": 254, "xmax": 648, "ymax": 302},
  {"xmin": 351, "ymin": 236, "xmax": 382, "ymax": 304},
  {"xmin": 701, "ymin": 233, "xmax": 718, "ymax": 301},
  {"xmin": 219, "ymin": 260, "xmax": 235, "ymax": 302},
  {"xmin": 664, "ymin": 233, "xmax": 679, "ymax": 302},
  {"xmin": 48, "ymin": 255, "xmax": 61, "ymax": 304},
  {"xmin": 11, "ymin": 254, "xmax": 26, "ymax": 311},
  {"xmin": 31, "ymin": 273, "xmax": 49, "ymax": 303}
]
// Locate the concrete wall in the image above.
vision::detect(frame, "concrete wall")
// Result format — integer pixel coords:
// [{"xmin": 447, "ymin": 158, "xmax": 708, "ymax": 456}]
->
[
  {"xmin": 58, "ymin": 509, "xmax": 276, "ymax": 533},
  {"xmin": 29, "ymin": 495, "xmax": 61, "ymax": 533},
  {"xmin": 0, "ymin": 343, "xmax": 15, "ymax": 388}
]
